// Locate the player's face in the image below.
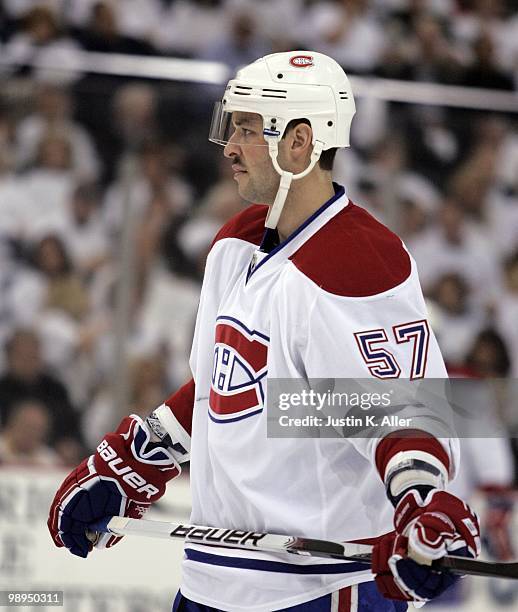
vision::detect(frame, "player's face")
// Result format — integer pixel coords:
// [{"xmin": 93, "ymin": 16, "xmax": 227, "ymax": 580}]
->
[{"xmin": 223, "ymin": 112, "xmax": 280, "ymax": 205}]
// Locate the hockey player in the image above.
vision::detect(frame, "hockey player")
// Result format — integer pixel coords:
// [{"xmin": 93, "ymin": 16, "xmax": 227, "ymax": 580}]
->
[{"xmin": 48, "ymin": 52, "xmax": 480, "ymax": 611}]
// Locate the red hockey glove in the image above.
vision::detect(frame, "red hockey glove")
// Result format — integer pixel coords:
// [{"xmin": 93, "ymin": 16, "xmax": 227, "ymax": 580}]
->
[
  {"xmin": 48, "ymin": 415, "xmax": 180, "ymax": 558},
  {"xmin": 372, "ymin": 489, "xmax": 481, "ymax": 602}
]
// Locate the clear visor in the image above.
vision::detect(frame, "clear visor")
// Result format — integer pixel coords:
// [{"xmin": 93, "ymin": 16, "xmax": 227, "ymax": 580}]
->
[{"xmin": 208, "ymin": 102, "xmax": 271, "ymax": 147}]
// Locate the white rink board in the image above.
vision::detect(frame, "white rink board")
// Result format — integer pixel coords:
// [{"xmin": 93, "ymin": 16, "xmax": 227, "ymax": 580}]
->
[
  {"xmin": 1, "ymin": 468, "xmax": 518, "ymax": 611},
  {"xmin": 0, "ymin": 468, "xmax": 191, "ymax": 612}
]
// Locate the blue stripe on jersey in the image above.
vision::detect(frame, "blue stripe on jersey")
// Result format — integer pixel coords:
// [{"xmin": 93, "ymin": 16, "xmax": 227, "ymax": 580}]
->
[
  {"xmin": 215, "ymin": 315, "xmax": 270, "ymax": 342},
  {"xmin": 184, "ymin": 548, "xmax": 368, "ymax": 574},
  {"xmin": 249, "ymin": 183, "xmax": 346, "ymax": 279},
  {"xmin": 173, "ymin": 590, "xmax": 334, "ymax": 611},
  {"xmin": 173, "ymin": 583, "xmax": 409, "ymax": 611},
  {"xmin": 208, "ymin": 407, "xmax": 263, "ymax": 424}
]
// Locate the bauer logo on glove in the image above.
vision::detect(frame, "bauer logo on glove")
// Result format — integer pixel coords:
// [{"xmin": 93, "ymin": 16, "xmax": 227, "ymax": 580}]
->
[{"xmin": 47, "ymin": 415, "xmax": 181, "ymax": 558}]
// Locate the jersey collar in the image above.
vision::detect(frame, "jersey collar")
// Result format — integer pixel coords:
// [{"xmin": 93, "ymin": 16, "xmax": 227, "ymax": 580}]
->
[{"xmin": 246, "ymin": 183, "xmax": 348, "ymax": 282}]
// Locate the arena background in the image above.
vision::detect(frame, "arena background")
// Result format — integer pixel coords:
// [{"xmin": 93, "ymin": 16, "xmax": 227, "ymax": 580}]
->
[{"xmin": 0, "ymin": 1, "xmax": 517, "ymax": 610}]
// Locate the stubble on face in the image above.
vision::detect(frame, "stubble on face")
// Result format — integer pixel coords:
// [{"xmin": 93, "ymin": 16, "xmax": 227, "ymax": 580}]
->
[
  {"xmin": 236, "ymin": 152, "xmax": 280, "ymax": 205},
  {"xmin": 228, "ymin": 111, "xmax": 281, "ymax": 205}
]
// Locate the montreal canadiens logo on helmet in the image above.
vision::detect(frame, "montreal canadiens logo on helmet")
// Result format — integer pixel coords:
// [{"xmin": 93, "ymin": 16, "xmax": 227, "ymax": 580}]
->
[
  {"xmin": 209, "ymin": 316, "xmax": 268, "ymax": 423},
  {"xmin": 289, "ymin": 55, "xmax": 314, "ymax": 68}
]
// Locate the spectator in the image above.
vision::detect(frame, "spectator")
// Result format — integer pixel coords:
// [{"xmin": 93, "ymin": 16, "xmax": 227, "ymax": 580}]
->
[
  {"xmin": 0, "ymin": 129, "xmax": 48, "ymax": 350},
  {"xmin": 123, "ymin": 168, "xmax": 202, "ymax": 386},
  {"xmin": 113, "ymin": 82, "xmax": 159, "ymax": 147},
  {"xmin": 0, "ymin": 102, "xmax": 16, "ymax": 176},
  {"xmin": 32, "ymin": 234, "xmax": 90, "ymax": 322},
  {"xmin": 395, "ymin": 173, "xmax": 441, "ymax": 241},
  {"xmin": 128, "ymin": 354, "xmax": 168, "ymax": 417},
  {"xmin": 465, "ymin": 328, "xmax": 511, "ymax": 379},
  {"xmin": 125, "ymin": 183, "xmax": 242, "ymax": 388},
  {"xmin": 448, "ymin": 139, "xmax": 499, "ymax": 222},
  {"xmin": 404, "ymin": 106, "xmax": 460, "ymax": 187},
  {"xmin": 501, "ymin": 12, "xmax": 518, "ymax": 89},
  {"xmin": 15, "ymin": 83, "xmax": 101, "ymax": 182},
  {"xmin": 428, "ymin": 272, "xmax": 486, "ymax": 368},
  {"xmin": 0, "ymin": 399, "xmax": 61, "ymax": 467},
  {"xmin": 138, "ymin": 263, "xmax": 200, "ymax": 388},
  {"xmin": 495, "ymin": 126, "xmax": 518, "ymax": 197},
  {"xmin": 461, "ymin": 30, "xmax": 514, "ymax": 90},
  {"xmin": 75, "ymin": 1, "xmax": 157, "ymax": 55},
  {"xmin": 83, "ymin": 353, "xmax": 166, "ymax": 449},
  {"xmin": 198, "ymin": 9, "xmax": 270, "ymax": 71},
  {"xmin": 20, "ymin": 130, "xmax": 75, "ymax": 240},
  {"xmin": 231, "ymin": 0, "xmax": 302, "ymax": 51},
  {"xmin": 495, "ymin": 251, "xmax": 518, "ymax": 377},
  {"xmin": 1, "ymin": 5, "xmax": 82, "ymax": 84},
  {"xmin": 300, "ymin": 0, "xmax": 386, "ymax": 74},
  {"xmin": 59, "ymin": 183, "xmax": 111, "ymax": 281},
  {"xmin": 28, "ymin": 233, "xmax": 109, "ymax": 407},
  {"xmin": 0, "ymin": 328, "xmax": 81, "ymax": 448},
  {"xmin": 407, "ymin": 198, "xmax": 500, "ymax": 307},
  {"xmin": 91, "ymin": 82, "xmax": 161, "ymax": 183},
  {"xmin": 476, "ymin": 117, "xmax": 518, "ymax": 257},
  {"xmin": 178, "ymin": 177, "xmax": 245, "ymax": 275},
  {"xmin": 0, "ymin": 255, "xmax": 46, "ymax": 368},
  {"xmin": 451, "ymin": 0, "xmax": 511, "ymax": 78},
  {"xmin": 154, "ymin": 0, "xmax": 229, "ymax": 57},
  {"xmin": 414, "ymin": 13, "xmax": 463, "ymax": 83},
  {"xmin": 0, "ymin": 105, "xmax": 36, "ymax": 245},
  {"xmin": 339, "ymin": 137, "xmax": 409, "ymax": 228},
  {"xmin": 66, "ymin": 0, "xmax": 163, "ymax": 46},
  {"xmin": 103, "ymin": 140, "xmax": 192, "ymax": 238}
]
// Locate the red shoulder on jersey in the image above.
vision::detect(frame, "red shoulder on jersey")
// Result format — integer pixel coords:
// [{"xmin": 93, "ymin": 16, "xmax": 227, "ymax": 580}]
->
[
  {"xmin": 290, "ymin": 202, "xmax": 411, "ymax": 297},
  {"xmin": 211, "ymin": 204, "xmax": 267, "ymax": 248}
]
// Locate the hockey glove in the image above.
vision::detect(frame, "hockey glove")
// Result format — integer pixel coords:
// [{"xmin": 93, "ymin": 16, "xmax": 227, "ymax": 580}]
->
[
  {"xmin": 48, "ymin": 414, "xmax": 180, "ymax": 558},
  {"xmin": 372, "ymin": 489, "xmax": 481, "ymax": 602}
]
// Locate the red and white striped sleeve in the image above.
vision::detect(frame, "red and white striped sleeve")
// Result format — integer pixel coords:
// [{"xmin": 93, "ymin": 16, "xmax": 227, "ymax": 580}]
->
[
  {"xmin": 375, "ymin": 430, "xmax": 455, "ymax": 506},
  {"xmin": 148, "ymin": 378, "xmax": 195, "ymax": 465}
]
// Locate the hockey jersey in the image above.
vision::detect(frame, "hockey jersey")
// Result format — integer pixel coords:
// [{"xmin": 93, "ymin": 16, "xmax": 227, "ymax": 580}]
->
[{"xmin": 159, "ymin": 184, "xmax": 458, "ymax": 611}]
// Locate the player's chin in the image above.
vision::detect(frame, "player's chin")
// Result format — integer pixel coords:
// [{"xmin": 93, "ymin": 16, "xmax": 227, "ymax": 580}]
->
[{"xmin": 235, "ymin": 175, "xmax": 252, "ymax": 198}]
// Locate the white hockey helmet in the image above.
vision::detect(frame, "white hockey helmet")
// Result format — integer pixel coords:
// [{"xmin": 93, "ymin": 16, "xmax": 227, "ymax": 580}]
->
[{"xmin": 209, "ymin": 51, "xmax": 356, "ymax": 229}]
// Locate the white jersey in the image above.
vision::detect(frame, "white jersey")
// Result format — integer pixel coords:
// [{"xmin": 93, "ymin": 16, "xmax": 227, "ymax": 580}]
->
[{"xmin": 160, "ymin": 185, "xmax": 457, "ymax": 612}]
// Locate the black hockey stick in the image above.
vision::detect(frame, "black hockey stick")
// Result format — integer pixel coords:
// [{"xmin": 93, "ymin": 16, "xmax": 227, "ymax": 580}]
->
[{"xmin": 88, "ymin": 516, "xmax": 518, "ymax": 580}]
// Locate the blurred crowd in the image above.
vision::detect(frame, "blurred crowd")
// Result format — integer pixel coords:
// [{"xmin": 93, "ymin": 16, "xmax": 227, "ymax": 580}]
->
[
  {"xmin": 0, "ymin": 0, "xmax": 518, "ymax": 86},
  {"xmin": 0, "ymin": 0, "xmax": 516, "ymax": 492}
]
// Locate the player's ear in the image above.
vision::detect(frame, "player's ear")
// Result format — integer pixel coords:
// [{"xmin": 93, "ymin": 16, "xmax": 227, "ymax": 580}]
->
[
  {"xmin": 278, "ymin": 122, "xmax": 313, "ymax": 172},
  {"xmin": 289, "ymin": 123, "xmax": 313, "ymax": 159}
]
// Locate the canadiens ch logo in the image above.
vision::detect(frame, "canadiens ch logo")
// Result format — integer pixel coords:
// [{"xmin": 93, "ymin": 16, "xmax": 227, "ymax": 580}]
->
[
  {"xmin": 209, "ymin": 316, "xmax": 269, "ymax": 423},
  {"xmin": 289, "ymin": 55, "xmax": 314, "ymax": 68}
]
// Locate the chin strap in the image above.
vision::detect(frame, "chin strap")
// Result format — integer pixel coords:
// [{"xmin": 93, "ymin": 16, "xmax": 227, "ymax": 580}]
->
[{"xmin": 265, "ymin": 139, "xmax": 325, "ymax": 230}]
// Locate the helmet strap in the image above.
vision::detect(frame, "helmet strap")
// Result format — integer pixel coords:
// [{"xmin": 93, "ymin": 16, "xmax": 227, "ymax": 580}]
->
[{"xmin": 265, "ymin": 139, "xmax": 325, "ymax": 230}]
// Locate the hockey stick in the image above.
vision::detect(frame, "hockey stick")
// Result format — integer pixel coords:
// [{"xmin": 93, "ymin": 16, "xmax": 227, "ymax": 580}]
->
[{"xmin": 88, "ymin": 516, "xmax": 518, "ymax": 580}]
